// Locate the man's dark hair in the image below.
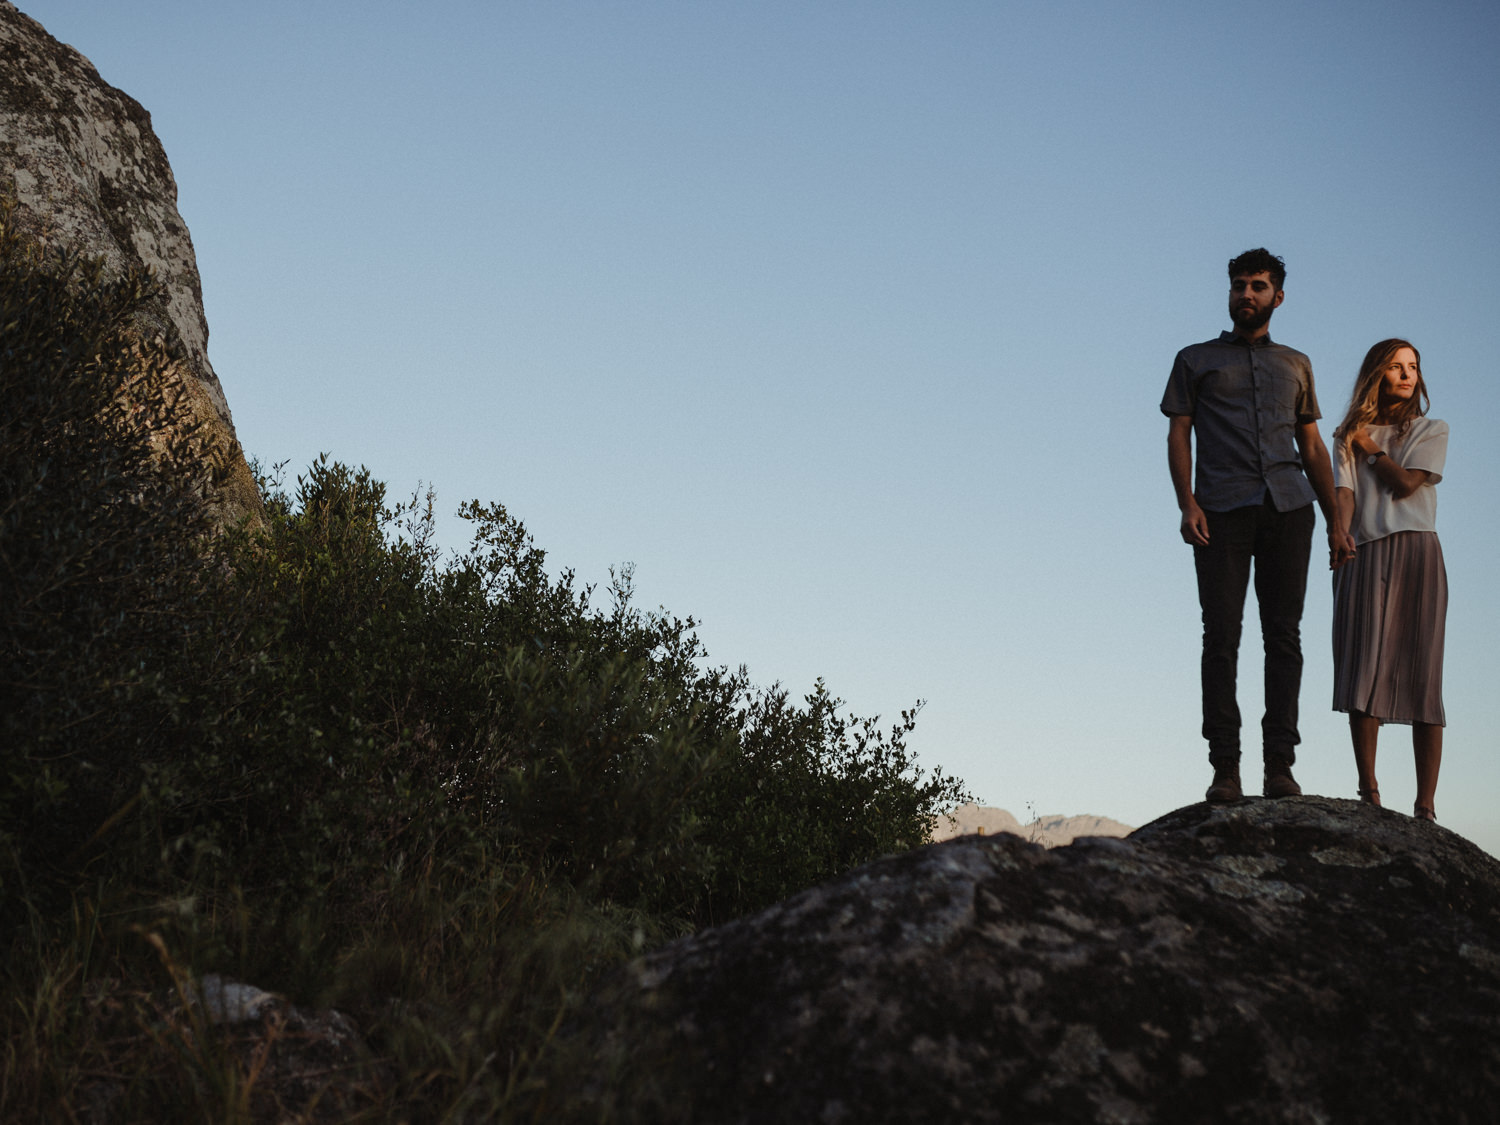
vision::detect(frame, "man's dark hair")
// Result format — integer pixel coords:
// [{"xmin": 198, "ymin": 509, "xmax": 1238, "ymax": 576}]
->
[{"xmin": 1228, "ymin": 248, "xmax": 1286, "ymax": 290}]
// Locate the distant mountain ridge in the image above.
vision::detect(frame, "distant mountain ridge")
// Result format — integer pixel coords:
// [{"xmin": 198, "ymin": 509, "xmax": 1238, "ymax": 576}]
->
[{"xmin": 932, "ymin": 802, "xmax": 1133, "ymax": 848}]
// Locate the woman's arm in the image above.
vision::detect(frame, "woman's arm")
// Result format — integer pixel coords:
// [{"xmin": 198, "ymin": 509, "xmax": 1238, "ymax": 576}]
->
[
  {"xmin": 1348, "ymin": 428, "xmax": 1434, "ymax": 500},
  {"xmin": 1331, "ymin": 487, "xmax": 1357, "ymax": 569}
]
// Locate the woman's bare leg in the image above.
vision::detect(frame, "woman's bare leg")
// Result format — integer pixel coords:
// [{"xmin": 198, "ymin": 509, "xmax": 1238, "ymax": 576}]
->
[
  {"xmin": 1350, "ymin": 712, "xmax": 1381, "ymax": 805},
  {"xmin": 1413, "ymin": 722, "xmax": 1443, "ymax": 817}
]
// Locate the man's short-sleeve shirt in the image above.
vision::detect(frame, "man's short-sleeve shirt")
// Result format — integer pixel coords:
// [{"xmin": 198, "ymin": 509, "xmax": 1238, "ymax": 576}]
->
[{"xmin": 1161, "ymin": 332, "xmax": 1320, "ymax": 513}]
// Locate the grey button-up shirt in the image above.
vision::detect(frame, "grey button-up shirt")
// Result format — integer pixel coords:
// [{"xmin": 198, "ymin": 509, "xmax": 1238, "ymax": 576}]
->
[{"xmin": 1161, "ymin": 331, "xmax": 1320, "ymax": 513}]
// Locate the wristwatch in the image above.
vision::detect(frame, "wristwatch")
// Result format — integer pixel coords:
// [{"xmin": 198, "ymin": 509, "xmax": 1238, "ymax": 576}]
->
[{"xmin": 1366, "ymin": 450, "xmax": 1387, "ymax": 466}]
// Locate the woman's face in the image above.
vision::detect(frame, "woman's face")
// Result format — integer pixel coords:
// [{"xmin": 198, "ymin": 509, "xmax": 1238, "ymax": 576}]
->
[{"xmin": 1380, "ymin": 346, "xmax": 1420, "ymax": 406}]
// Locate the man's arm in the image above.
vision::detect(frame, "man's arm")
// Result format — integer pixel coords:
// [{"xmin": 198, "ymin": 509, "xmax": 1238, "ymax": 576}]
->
[
  {"xmin": 1167, "ymin": 414, "xmax": 1209, "ymax": 546},
  {"xmin": 1296, "ymin": 421, "xmax": 1357, "ymax": 563}
]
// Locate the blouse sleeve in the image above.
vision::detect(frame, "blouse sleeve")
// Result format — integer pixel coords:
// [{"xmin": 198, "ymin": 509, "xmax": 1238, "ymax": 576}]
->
[{"xmin": 1403, "ymin": 419, "xmax": 1448, "ymax": 483}]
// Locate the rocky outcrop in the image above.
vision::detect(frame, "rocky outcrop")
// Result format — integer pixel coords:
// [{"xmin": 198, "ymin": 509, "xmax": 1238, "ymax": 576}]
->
[
  {"xmin": 934, "ymin": 802, "xmax": 1133, "ymax": 847},
  {"xmin": 0, "ymin": 1, "xmax": 258, "ymax": 518},
  {"xmin": 562, "ymin": 798, "xmax": 1500, "ymax": 1123}
]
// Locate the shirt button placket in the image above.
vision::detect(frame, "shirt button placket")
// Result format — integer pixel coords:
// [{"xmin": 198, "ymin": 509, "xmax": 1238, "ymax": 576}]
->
[{"xmin": 1251, "ymin": 351, "xmax": 1267, "ymax": 473}]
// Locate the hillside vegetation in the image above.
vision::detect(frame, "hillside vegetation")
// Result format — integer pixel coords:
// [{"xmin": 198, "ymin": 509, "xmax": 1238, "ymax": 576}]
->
[{"xmin": 0, "ymin": 203, "xmax": 968, "ymax": 1120}]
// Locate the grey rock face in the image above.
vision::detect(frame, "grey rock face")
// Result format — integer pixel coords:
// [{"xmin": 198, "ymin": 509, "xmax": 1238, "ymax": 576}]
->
[
  {"xmin": 566, "ymin": 798, "xmax": 1500, "ymax": 1123},
  {"xmin": 1, "ymin": 1, "xmax": 258, "ymax": 516}
]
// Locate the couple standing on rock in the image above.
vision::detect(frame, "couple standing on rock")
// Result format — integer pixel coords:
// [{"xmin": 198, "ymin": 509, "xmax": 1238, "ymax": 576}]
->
[{"xmin": 1163, "ymin": 249, "xmax": 1449, "ymax": 820}]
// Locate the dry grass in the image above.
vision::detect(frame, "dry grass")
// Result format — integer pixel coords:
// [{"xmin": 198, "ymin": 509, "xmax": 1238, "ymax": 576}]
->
[{"xmin": 1, "ymin": 864, "xmax": 660, "ymax": 1123}]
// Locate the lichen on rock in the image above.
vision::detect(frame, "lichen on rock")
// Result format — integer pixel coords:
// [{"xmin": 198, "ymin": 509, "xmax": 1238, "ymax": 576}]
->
[
  {"xmin": 561, "ymin": 797, "xmax": 1500, "ymax": 1123},
  {"xmin": 1, "ymin": 0, "xmax": 259, "ymax": 520}
]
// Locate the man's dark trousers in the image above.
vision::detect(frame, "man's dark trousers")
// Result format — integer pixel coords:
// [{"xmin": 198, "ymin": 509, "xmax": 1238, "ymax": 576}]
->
[{"xmin": 1193, "ymin": 496, "xmax": 1315, "ymax": 768}]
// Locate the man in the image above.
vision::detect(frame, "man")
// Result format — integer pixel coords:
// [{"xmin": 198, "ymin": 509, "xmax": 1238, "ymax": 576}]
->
[{"xmin": 1162, "ymin": 249, "xmax": 1355, "ymax": 802}]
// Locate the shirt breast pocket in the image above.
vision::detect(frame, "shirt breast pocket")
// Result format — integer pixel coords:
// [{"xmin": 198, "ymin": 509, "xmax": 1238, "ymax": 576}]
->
[{"xmin": 1265, "ymin": 371, "xmax": 1305, "ymax": 417}]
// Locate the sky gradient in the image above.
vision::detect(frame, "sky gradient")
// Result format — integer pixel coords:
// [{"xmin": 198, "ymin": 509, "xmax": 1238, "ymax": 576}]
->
[{"xmin": 18, "ymin": 1, "xmax": 1500, "ymax": 850}]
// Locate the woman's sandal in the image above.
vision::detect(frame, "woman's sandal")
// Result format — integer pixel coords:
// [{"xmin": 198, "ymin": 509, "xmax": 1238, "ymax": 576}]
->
[
  {"xmin": 1413, "ymin": 805, "xmax": 1437, "ymax": 822},
  {"xmin": 1358, "ymin": 787, "xmax": 1381, "ymax": 807}
]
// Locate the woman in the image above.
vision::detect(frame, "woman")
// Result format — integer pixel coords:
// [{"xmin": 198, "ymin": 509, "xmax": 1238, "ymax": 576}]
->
[{"xmin": 1330, "ymin": 339, "xmax": 1449, "ymax": 820}]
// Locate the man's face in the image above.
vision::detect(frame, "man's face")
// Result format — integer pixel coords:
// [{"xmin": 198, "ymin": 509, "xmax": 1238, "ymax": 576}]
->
[{"xmin": 1228, "ymin": 271, "xmax": 1283, "ymax": 334}]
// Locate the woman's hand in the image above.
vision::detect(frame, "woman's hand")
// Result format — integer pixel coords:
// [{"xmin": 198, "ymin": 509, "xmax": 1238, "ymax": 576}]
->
[
  {"xmin": 1329, "ymin": 526, "xmax": 1357, "ymax": 570},
  {"xmin": 1349, "ymin": 427, "xmax": 1380, "ymax": 457}
]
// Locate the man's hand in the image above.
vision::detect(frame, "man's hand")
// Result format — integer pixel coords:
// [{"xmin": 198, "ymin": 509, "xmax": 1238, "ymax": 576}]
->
[
  {"xmin": 1179, "ymin": 500, "xmax": 1210, "ymax": 546},
  {"xmin": 1328, "ymin": 526, "xmax": 1357, "ymax": 570}
]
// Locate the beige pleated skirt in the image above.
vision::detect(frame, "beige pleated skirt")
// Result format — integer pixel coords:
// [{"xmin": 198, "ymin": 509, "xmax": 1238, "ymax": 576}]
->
[{"xmin": 1332, "ymin": 530, "xmax": 1447, "ymax": 726}]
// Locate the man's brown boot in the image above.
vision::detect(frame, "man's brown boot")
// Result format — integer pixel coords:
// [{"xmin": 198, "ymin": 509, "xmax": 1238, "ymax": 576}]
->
[
  {"xmin": 1206, "ymin": 762, "xmax": 1242, "ymax": 803},
  {"xmin": 1263, "ymin": 758, "xmax": 1302, "ymax": 798}
]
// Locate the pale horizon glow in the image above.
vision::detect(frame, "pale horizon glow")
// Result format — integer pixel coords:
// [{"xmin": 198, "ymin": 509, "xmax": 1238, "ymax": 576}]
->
[{"xmin": 17, "ymin": 1, "xmax": 1500, "ymax": 851}]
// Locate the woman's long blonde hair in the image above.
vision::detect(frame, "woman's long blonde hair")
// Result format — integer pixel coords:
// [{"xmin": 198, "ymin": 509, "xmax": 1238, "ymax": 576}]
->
[{"xmin": 1333, "ymin": 338, "xmax": 1430, "ymax": 450}]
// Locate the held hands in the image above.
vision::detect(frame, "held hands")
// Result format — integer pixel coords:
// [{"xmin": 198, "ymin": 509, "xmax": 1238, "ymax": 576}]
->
[
  {"xmin": 1329, "ymin": 526, "xmax": 1357, "ymax": 570},
  {"xmin": 1180, "ymin": 503, "xmax": 1357, "ymax": 566}
]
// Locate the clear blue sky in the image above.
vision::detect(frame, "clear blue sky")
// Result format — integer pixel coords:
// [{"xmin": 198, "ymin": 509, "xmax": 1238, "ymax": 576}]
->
[{"xmin": 21, "ymin": 1, "xmax": 1500, "ymax": 850}]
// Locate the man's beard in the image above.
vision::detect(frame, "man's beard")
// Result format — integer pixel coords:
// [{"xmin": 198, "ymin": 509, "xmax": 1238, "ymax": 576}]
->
[{"xmin": 1231, "ymin": 302, "xmax": 1274, "ymax": 333}]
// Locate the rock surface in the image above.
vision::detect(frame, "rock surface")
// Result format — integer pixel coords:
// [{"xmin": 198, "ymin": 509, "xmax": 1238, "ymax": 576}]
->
[
  {"xmin": 1, "ymin": 1, "xmax": 258, "ymax": 517},
  {"xmin": 934, "ymin": 802, "xmax": 1133, "ymax": 847},
  {"xmin": 75, "ymin": 974, "xmax": 384, "ymax": 1124},
  {"xmin": 184, "ymin": 988, "xmax": 383, "ymax": 1121},
  {"xmin": 564, "ymin": 798, "xmax": 1500, "ymax": 1123}
]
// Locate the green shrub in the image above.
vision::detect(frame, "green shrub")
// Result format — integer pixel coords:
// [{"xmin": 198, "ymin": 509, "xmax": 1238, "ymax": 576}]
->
[
  {"xmin": 0, "ymin": 200, "xmax": 215, "ymax": 898},
  {"xmin": 139, "ymin": 456, "xmax": 967, "ymax": 930},
  {"xmin": 0, "ymin": 202, "xmax": 971, "ymax": 1119},
  {"xmin": 697, "ymin": 683, "xmax": 965, "ymax": 924}
]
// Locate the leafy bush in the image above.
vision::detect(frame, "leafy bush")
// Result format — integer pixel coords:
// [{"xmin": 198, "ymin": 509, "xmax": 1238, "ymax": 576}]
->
[
  {"xmin": 697, "ymin": 684, "xmax": 962, "ymax": 923},
  {"xmin": 0, "ymin": 200, "xmax": 215, "ymax": 894},
  {"xmin": 0, "ymin": 201, "xmax": 970, "ymax": 1119},
  {"xmin": 154, "ymin": 462, "xmax": 965, "ymax": 927}
]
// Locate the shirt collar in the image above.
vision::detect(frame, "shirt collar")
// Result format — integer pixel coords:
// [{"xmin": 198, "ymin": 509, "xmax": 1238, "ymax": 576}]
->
[{"xmin": 1218, "ymin": 330, "xmax": 1275, "ymax": 347}]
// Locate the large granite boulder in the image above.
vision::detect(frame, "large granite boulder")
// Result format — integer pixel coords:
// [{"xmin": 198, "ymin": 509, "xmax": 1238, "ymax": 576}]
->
[
  {"xmin": 0, "ymin": 1, "xmax": 259, "ymax": 518},
  {"xmin": 564, "ymin": 798, "xmax": 1500, "ymax": 1123}
]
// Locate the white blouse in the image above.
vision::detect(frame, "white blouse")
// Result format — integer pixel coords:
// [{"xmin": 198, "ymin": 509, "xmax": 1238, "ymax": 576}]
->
[{"xmin": 1333, "ymin": 416, "xmax": 1448, "ymax": 546}]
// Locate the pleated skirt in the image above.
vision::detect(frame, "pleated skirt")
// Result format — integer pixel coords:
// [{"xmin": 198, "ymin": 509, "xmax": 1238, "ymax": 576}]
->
[{"xmin": 1332, "ymin": 530, "xmax": 1447, "ymax": 726}]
